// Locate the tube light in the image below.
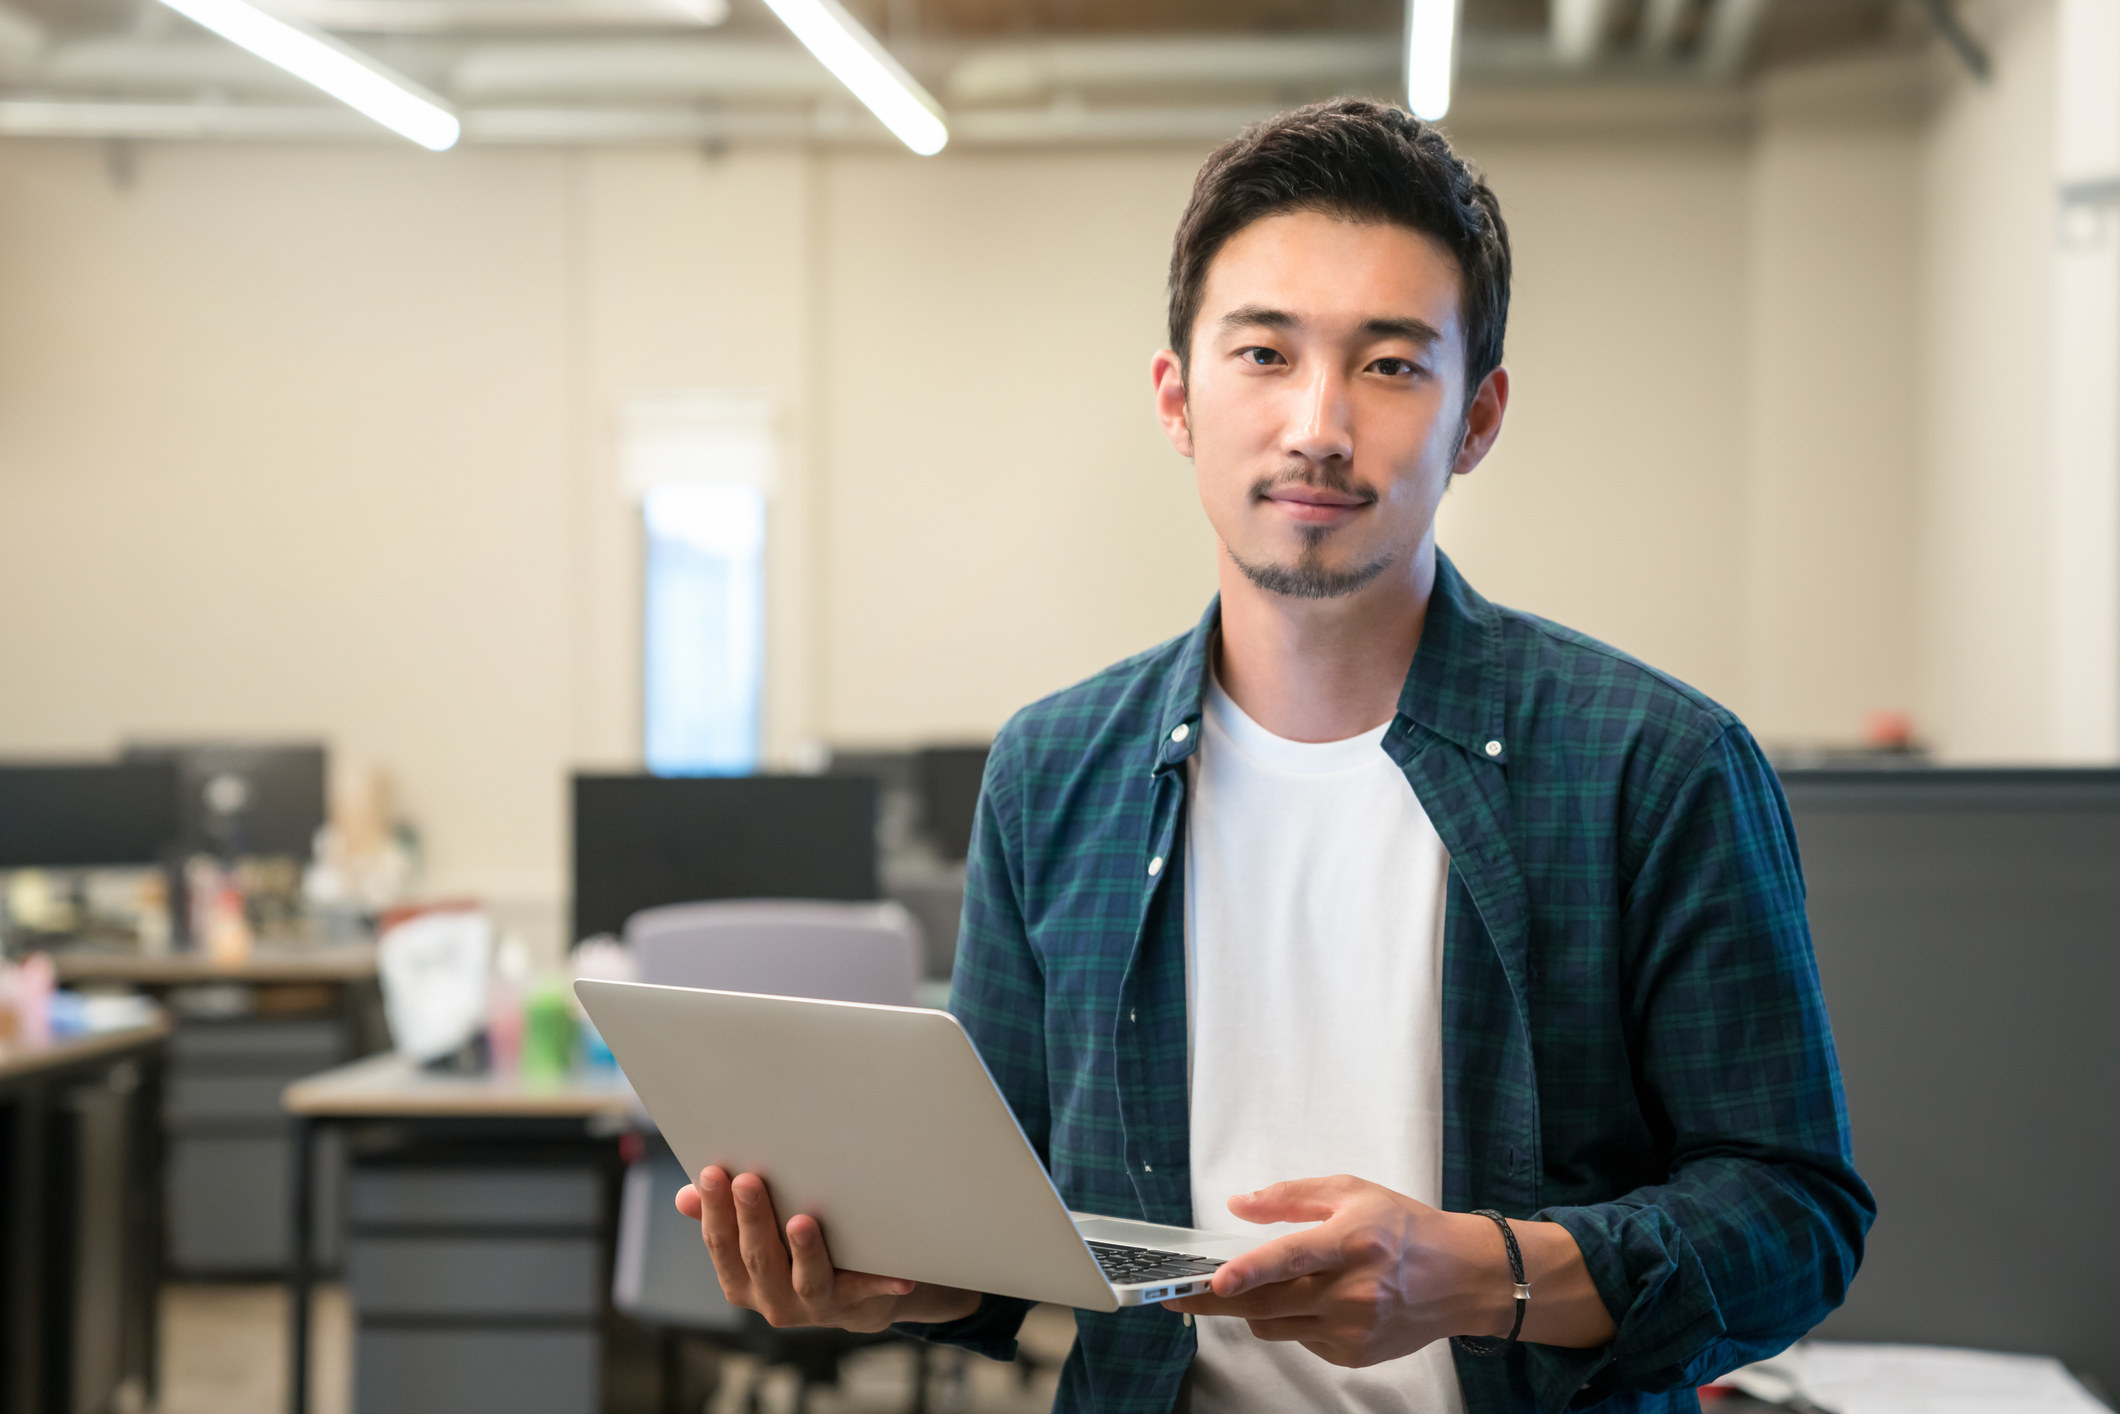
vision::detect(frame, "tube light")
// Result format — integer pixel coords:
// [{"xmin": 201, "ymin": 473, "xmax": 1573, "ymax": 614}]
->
[
  {"xmin": 151, "ymin": 0, "xmax": 459, "ymax": 150},
  {"xmin": 1405, "ymin": 0, "xmax": 1458, "ymax": 122},
  {"xmin": 757, "ymin": 0, "xmax": 947, "ymax": 155}
]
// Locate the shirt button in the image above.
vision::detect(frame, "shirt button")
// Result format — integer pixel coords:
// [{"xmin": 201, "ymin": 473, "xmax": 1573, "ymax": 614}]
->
[
  {"xmin": 1142, "ymin": 1163, "xmax": 1153, "ymax": 1173},
  {"xmin": 1485, "ymin": 740, "xmax": 1503, "ymax": 757},
  {"xmin": 1170, "ymin": 722, "xmax": 1189, "ymax": 744},
  {"xmin": 1130, "ymin": 1009, "xmax": 1137, "ymax": 1024},
  {"xmin": 1148, "ymin": 855, "xmax": 1164, "ymax": 876}
]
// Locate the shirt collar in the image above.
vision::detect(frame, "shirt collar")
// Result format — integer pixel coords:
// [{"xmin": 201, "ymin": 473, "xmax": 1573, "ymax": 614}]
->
[
  {"xmin": 1396, "ymin": 551, "xmax": 1509, "ymax": 764},
  {"xmin": 1151, "ymin": 551, "xmax": 1507, "ymax": 774}
]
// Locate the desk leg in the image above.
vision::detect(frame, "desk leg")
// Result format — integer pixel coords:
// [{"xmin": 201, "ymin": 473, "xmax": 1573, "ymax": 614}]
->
[
  {"xmin": 135, "ymin": 1052, "xmax": 166, "ymax": 1408},
  {"xmin": 288, "ymin": 1115, "xmax": 314, "ymax": 1414},
  {"xmin": 6, "ymin": 1084, "xmax": 51, "ymax": 1414}
]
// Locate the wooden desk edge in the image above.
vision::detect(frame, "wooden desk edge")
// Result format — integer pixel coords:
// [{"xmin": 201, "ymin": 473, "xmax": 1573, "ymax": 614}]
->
[
  {"xmin": 53, "ymin": 948, "xmax": 379, "ymax": 985},
  {"xmin": 0, "ymin": 1017, "xmax": 172, "ymax": 1083},
  {"xmin": 282, "ymin": 1089, "xmax": 639, "ymax": 1118},
  {"xmin": 282, "ymin": 1059, "xmax": 639, "ymax": 1119}
]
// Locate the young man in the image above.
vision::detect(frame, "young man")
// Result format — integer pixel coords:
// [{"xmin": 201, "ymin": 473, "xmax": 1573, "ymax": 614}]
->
[{"xmin": 678, "ymin": 100, "xmax": 1872, "ymax": 1411}]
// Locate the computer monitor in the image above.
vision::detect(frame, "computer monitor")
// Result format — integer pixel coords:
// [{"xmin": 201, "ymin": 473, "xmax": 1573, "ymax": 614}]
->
[
  {"xmin": 0, "ymin": 762, "xmax": 183, "ymax": 868},
  {"xmin": 571, "ymin": 774, "xmax": 879, "ymax": 944},
  {"xmin": 915, "ymin": 745, "xmax": 990, "ymax": 861},
  {"xmin": 1782, "ymin": 768, "xmax": 2120, "ymax": 1390},
  {"xmin": 122, "ymin": 742, "xmax": 327, "ymax": 861}
]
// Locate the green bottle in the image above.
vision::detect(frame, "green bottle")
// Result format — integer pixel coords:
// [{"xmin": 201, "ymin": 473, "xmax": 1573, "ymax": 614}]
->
[{"xmin": 521, "ymin": 979, "xmax": 578, "ymax": 1083}]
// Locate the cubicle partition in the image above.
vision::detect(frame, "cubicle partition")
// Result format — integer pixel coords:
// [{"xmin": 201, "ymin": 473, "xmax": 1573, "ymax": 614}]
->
[{"xmin": 1782, "ymin": 769, "xmax": 2120, "ymax": 1390}]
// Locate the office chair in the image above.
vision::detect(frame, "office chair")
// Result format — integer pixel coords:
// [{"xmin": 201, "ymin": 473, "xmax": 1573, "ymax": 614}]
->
[
  {"xmin": 611, "ymin": 899, "xmax": 936, "ymax": 1413},
  {"xmin": 624, "ymin": 899, "xmax": 922, "ymax": 1005}
]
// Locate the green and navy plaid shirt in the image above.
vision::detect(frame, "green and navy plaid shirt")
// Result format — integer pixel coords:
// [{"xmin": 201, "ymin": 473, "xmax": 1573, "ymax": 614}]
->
[{"xmin": 901, "ymin": 552, "xmax": 1872, "ymax": 1413}]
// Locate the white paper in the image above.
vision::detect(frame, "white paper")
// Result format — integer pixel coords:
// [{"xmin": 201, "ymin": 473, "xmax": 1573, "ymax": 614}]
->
[{"xmin": 1726, "ymin": 1342, "xmax": 2109, "ymax": 1414}]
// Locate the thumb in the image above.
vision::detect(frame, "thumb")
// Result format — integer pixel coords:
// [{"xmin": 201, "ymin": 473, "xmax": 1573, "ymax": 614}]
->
[{"xmin": 1227, "ymin": 1176, "xmax": 1347, "ymax": 1225}]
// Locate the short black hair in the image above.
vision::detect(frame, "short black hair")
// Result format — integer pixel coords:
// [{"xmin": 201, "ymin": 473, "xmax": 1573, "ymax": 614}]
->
[{"xmin": 1167, "ymin": 98, "xmax": 1511, "ymax": 398}]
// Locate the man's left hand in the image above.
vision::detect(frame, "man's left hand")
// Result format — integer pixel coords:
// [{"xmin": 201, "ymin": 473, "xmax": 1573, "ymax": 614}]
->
[{"xmin": 1164, "ymin": 1174, "xmax": 1610, "ymax": 1366}]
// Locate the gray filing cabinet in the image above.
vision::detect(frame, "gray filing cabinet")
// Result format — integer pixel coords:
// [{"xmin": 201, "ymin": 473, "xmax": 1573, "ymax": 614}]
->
[
  {"xmin": 165, "ymin": 1017, "xmax": 346, "ymax": 1273},
  {"xmin": 346, "ymin": 1162, "xmax": 605, "ymax": 1414}
]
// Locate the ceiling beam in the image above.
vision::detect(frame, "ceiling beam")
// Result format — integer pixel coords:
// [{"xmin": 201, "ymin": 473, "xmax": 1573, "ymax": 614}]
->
[
  {"xmin": 1701, "ymin": 0, "xmax": 1772, "ymax": 79},
  {"xmin": 1640, "ymin": 0, "xmax": 1688, "ymax": 55},
  {"xmin": 1550, "ymin": 0, "xmax": 1617, "ymax": 68}
]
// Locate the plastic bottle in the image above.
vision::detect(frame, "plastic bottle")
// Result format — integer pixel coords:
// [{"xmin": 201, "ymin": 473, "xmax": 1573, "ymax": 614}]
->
[
  {"xmin": 520, "ymin": 977, "xmax": 578, "ymax": 1085},
  {"xmin": 485, "ymin": 933, "xmax": 531, "ymax": 1075},
  {"xmin": 17, "ymin": 951, "xmax": 54, "ymax": 1049}
]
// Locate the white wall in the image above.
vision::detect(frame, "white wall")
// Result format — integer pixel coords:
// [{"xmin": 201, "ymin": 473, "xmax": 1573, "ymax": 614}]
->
[
  {"xmin": 1437, "ymin": 134, "xmax": 1753, "ymax": 712},
  {"xmin": 816, "ymin": 148, "xmax": 1217, "ymax": 743},
  {"xmin": 1740, "ymin": 60, "xmax": 1924, "ymax": 746}
]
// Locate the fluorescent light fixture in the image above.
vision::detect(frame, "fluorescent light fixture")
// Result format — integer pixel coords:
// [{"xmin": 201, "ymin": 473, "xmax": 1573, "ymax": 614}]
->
[
  {"xmin": 1405, "ymin": 0, "xmax": 1458, "ymax": 122},
  {"xmin": 757, "ymin": 0, "xmax": 947, "ymax": 155},
  {"xmin": 150, "ymin": 0, "xmax": 460, "ymax": 149}
]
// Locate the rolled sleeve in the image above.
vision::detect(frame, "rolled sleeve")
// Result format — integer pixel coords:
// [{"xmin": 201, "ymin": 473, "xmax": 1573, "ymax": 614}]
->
[{"xmin": 1527, "ymin": 727, "xmax": 1874, "ymax": 1403}]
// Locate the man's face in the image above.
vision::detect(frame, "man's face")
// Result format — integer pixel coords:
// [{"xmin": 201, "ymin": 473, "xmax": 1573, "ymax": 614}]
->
[{"xmin": 1152, "ymin": 210, "xmax": 1505, "ymax": 601}]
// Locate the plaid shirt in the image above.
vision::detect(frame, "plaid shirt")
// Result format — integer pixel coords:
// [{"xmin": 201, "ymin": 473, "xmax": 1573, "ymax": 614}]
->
[{"xmin": 901, "ymin": 553, "xmax": 1872, "ymax": 1413}]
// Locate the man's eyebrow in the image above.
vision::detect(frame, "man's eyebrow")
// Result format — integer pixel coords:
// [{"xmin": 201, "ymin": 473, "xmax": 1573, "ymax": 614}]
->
[
  {"xmin": 1215, "ymin": 304, "xmax": 1298, "ymax": 334},
  {"xmin": 1362, "ymin": 316, "xmax": 1444, "ymax": 344}
]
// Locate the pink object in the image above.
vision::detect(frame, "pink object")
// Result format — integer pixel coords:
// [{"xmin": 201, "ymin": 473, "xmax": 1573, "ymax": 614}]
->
[
  {"xmin": 17, "ymin": 952, "xmax": 55, "ymax": 1049},
  {"xmin": 486, "ymin": 981, "xmax": 524, "ymax": 1074}
]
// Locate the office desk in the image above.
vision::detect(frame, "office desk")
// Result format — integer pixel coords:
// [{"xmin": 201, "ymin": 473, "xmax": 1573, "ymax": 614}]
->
[
  {"xmin": 57, "ymin": 946, "xmax": 382, "ymax": 1277},
  {"xmin": 53, "ymin": 944, "xmax": 380, "ymax": 988},
  {"xmin": 0, "ymin": 1020, "xmax": 169, "ymax": 1414},
  {"xmin": 282, "ymin": 1055, "xmax": 638, "ymax": 1414}
]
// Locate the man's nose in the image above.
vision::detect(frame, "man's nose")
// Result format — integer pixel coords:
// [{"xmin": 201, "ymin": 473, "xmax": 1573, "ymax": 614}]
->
[{"xmin": 1283, "ymin": 366, "xmax": 1355, "ymax": 465}]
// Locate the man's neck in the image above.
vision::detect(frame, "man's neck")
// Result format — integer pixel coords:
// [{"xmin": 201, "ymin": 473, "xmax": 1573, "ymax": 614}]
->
[{"xmin": 1213, "ymin": 537, "xmax": 1436, "ymax": 744}]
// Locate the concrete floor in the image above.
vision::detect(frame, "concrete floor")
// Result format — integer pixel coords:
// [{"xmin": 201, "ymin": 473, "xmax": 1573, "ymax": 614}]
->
[{"xmin": 154, "ymin": 1283, "xmax": 1073, "ymax": 1414}]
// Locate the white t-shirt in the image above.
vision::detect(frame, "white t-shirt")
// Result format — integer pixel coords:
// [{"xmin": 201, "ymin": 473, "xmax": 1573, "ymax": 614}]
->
[{"xmin": 1182, "ymin": 673, "xmax": 1464, "ymax": 1414}]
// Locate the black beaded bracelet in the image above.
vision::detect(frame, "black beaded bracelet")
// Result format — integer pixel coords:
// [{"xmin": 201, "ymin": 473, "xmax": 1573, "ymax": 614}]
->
[{"xmin": 1454, "ymin": 1209, "xmax": 1529, "ymax": 1356}]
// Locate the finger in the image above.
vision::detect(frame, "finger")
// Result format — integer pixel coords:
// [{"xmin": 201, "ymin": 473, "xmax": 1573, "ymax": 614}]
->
[
  {"xmin": 784, "ymin": 1216, "xmax": 917, "ymax": 1306},
  {"xmin": 1298, "ymin": 1337, "xmax": 1362, "ymax": 1368},
  {"xmin": 1243, "ymin": 1315, "xmax": 1322, "ymax": 1343},
  {"xmin": 1226, "ymin": 1176, "xmax": 1350, "ymax": 1226},
  {"xmin": 731, "ymin": 1173, "xmax": 797, "ymax": 1302},
  {"xmin": 1166, "ymin": 1275, "xmax": 1326, "ymax": 1320},
  {"xmin": 784, "ymin": 1214, "xmax": 839, "ymax": 1303},
  {"xmin": 1213, "ymin": 1230, "xmax": 1341, "ymax": 1296},
  {"xmin": 836, "ymin": 1269, "xmax": 919, "ymax": 1303},
  {"xmin": 674, "ymin": 1183, "xmax": 703, "ymax": 1221},
  {"xmin": 695, "ymin": 1168, "xmax": 749, "ymax": 1298}
]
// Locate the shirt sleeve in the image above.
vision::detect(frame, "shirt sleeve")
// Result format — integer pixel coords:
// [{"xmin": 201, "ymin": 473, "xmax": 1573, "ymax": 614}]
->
[
  {"xmin": 892, "ymin": 725, "xmax": 1043, "ymax": 1361},
  {"xmin": 1525, "ymin": 724, "xmax": 1876, "ymax": 1407}
]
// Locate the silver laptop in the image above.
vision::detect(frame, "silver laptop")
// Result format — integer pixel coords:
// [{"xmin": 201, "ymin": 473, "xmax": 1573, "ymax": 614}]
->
[{"xmin": 574, "ymin": 978, "xmax": 1254, "ymax": 1312}]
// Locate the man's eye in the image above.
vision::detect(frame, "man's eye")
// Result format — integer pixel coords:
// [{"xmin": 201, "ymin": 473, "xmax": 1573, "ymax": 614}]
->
[
  {"xmin": 1371, "ymin": 357, "xmax": 1418, "ymax": 376},
  {"xmin": 1239, "ymin": 347, "xmax": 1284, "ymax": 366}
]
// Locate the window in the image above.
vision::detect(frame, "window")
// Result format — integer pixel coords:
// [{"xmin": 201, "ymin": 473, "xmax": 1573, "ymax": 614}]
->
[{"xmin": 642, "ymin": 482, "xmax": 766, "ymax": 776}]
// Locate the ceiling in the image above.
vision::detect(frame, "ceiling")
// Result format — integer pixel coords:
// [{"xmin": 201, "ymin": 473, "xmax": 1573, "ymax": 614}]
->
[{"xmin": 0, "ymin": 0, "xmax": 1951, "ymax": 147}]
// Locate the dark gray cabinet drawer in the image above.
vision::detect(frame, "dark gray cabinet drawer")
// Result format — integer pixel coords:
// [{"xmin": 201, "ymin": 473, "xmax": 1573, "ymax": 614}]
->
[
  {"xmin": 354, "ymin": 1328, "xmax": 597, "ymax": 1414},
  {"xmin": 348, "ymin": 1166, "xmax": 600, "ymax": 1228},
  {"xmin": 166, "ymin": 1131, "xmax": 342, "ymax": 1273},
  {"xmin": 167, "ymin": 1134, "xmax": 289, "ymax": 1271},
  {"xmin": 347, "ymin": 1236, "xmax": 601, "ymax": 1318},
  {"xmin": 168, "ymin": 1073, "xmax": 299, "ymax": 1124},
  {"xmin": 173, "ymin": 1019, "xmax": 342, "ymax": 1068}
]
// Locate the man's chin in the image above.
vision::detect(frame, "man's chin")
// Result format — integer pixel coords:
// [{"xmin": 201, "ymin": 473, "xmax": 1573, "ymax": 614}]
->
[{"xmin": 1230, "ymin": 550, "xmax": 1393, "ymax": 601}]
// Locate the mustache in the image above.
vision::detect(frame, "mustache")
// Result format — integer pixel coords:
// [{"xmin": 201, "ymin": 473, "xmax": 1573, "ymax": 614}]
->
[{"xmin": 1245, "ymin": 462, "xmax": 1378, "ymax": 504}]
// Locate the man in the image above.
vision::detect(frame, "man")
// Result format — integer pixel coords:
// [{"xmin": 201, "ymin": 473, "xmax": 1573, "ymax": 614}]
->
[{"xmin": 678, "ymin": 99, "xmax": 1872, "ymax": 1412}]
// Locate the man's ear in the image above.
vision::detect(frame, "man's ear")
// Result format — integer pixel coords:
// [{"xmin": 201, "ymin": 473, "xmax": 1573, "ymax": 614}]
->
[
  {"xmin": 1151, "ymin": 348, "xmax": 1194, "ymax": 459},
  {"xmin": 1451, "ymin": 366, "xmax": 1510, "ymax": 478}
]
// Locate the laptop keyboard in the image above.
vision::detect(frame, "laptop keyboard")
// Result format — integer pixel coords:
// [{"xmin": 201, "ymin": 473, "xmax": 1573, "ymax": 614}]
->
[{"xmin": 1088, "ymin": 1241, "xmax": 1227, "ymax": 1286}]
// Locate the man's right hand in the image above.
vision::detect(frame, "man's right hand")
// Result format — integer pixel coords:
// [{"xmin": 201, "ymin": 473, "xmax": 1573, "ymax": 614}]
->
[{"xmin": 675, "ymin": 1165, "xmax": 982, "ymax": 1332}]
